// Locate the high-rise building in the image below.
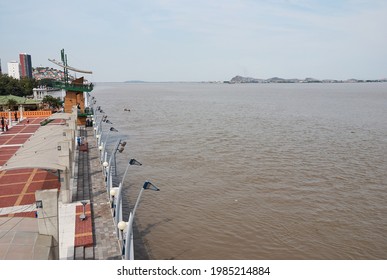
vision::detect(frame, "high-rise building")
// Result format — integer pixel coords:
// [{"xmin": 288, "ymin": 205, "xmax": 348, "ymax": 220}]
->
[
  {"xmin": 7, "ymin": 61, "xmax": 20, "ymax": 79},
  {"xmin": 19, "ymin": 53, "xmax": 33, "ymax": 78}
]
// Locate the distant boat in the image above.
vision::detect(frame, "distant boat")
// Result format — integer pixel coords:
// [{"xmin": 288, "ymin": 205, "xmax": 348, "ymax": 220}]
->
[{"xmin": 124, "ymin": 108, "xmax": 130, "ymax": 112}]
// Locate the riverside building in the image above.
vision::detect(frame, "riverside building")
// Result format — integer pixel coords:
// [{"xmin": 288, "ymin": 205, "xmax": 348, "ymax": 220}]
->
[
  {"xmin": 19, "ymin": 53, "xmax": 33, "ymax": 78},
  {"xmin": 7, "ymin": 61, "xmax": 20, "ymax": 79}
]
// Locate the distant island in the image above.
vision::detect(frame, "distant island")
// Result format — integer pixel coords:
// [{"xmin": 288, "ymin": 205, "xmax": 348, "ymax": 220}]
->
[
  {"xmin": 225, "ymin": 75, "xmax": 387, "ymax": 84},
  {"xmin": 124, "ymin": 80, "xmax": 147, "ymax": 83}
]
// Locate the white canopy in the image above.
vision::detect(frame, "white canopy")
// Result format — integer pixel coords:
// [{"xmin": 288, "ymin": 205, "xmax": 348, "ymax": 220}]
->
[
  {"xmin": 1, "ymin": 125, "xmax": 69, "ymax": 171},
  {"xmin": 48, "ymin": 112, "xmax": 71, "ymax": 120}
]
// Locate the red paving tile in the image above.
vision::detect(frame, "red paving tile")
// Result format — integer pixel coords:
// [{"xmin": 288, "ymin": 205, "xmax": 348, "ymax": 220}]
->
[
  {"xmin": 4, "ymin": 124, "xmax": 40, "ymax": 133},
  {"xmin": 74, "ymin": 204, "xmax": 93, "ymax": 247},
  {"xmin": 0, "ymin": 136, "xmax": 13, "ymax": 145},
  {"xmin": 0, "ymin": 184, "xmax": 25, "ymax": 195},
  {"xmin": 0, "ymin": 147, "xmax": 19, "ymax": 165},
  {"xmin": 0, "ymin": 196, "xmax": 18, "ymax": 207},
  {"xmin": 1, "ymin": 135, "xmax": 31, "ymax": 145},
  {"xmin": 19, "ymin": 193, "xmax": 36, "ymax": 205},
  {"xmin": 28, "ymin": 180, "xmax": 60, "ymax": 192},
  {"xmin": 1, "ymin": 168, "xmax": 34, "ymax": 174},
  {"xmin": 32, "ymin": 171, "xmax": 59, "ymax": 181},
  {"xmin": 0, "ymin": 173, "xmax": 32, "ymax": 184},
  {"xmin": 0, "ymin": 119, "xmax": 61, "ymax": 210},
  {"xmin": 0, "ymin": 211, "xmax": 36, "ymax": 218}
]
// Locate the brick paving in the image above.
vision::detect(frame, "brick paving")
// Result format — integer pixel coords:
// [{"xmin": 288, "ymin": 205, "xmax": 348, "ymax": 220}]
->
[
  {"xmin": 0, "ymin": 167, "xmax": 60, "ymax": 214},
  {"xmin": 74, "ymin": 204, "xmax": 93, "ymax": 247},
  {"xmin": 76, "ymin": 127, "xmax": 122, "ymax": 260},
  {"xmin": 0, "ymin": 119, "xmax": 122, "ymax": 259}
]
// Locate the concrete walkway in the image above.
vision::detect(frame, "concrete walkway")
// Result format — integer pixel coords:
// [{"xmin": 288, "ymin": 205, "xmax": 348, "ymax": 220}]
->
[
  {"xmin": 1, "ymin": 120, "xmax": 122, "ymax": 260},
  {"xmin": 76, "ymin": 127, "xmax": 122, "ymax": 260}
]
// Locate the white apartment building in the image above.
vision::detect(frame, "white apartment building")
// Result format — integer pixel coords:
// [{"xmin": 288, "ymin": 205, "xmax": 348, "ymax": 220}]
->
[{"xmin": 7, "ymin": 61, "xmax": 20, "ymax": 79}]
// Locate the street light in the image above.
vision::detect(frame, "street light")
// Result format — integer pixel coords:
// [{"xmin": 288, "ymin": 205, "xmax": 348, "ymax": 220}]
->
[
  {"xmin": 105, "ymin": 139, "xmax": 127, "ymax": 196},
  {"xmin": 121, "ymin": 159, "xmax": 142, "ymax": 187},
  {"xmin": 114, "ymin": 158, "xmax": 142, "ymax": 236},
  {"xmin": 110, "ymin": 187, "xmax": 119, "ymax": 211},
  {"xmin": 123, "ymin": 181, "xmax": 160, "ymax": 260},
  {"xmin": 117, "ymin": 221, "xmax": 127, "ymax": 240},
  {"xmin": 117, "ymin": 141, "xmax": 127, "ymax": 154},
  {"xmin": 101, "ymin": 127, "xmax": 118, "ymax": 162},
  {"xmin": 113, "ymin": 140, "xmax": 127, "ymax": 175}
]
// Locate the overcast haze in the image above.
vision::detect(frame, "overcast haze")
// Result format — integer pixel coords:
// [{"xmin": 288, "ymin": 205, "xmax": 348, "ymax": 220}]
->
[{"xmin": 1, "ymin": 0, "xmax": 386, "ymax": 82}]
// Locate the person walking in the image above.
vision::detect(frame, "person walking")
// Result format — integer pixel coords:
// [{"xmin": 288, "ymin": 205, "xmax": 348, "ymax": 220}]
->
[{"xmin": 1, "ymin": 117, "xmax": 4, "ymax": 132}]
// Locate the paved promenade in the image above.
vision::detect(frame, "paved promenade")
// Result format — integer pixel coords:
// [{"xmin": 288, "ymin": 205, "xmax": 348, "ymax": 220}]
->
[
  {"xmin": 75, "ymin": 126, "xmax": 122, "ymax": 260},
  {"xmin": 0, "ymin": 118, "xmax": 122, "ymax": 260}
]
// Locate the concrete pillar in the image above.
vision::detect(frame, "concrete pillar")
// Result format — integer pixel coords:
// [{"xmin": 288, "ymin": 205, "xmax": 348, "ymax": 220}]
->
[
  {"xmin": 35, "ymin": 188, "xmax": 59, "ymax": 259},
  {"xmin": 58, "ymin": 141, "xmax": 71, "ymax": 203},
  {"xmin": 64, "ymin": 128, "xmax": 74, "ymax": 153},
  {"xmin": 7, "ymin": 110, "xmax": 12, "ymax": 129},
  {"xmin": 19, "ymin": 105, "xmax": 23, "ymax": 121}
]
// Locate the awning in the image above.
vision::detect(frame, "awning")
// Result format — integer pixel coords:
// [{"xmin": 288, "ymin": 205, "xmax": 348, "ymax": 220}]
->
[
  {"xmin": 0, "ymin": 125, "xmax": 69, "ymax": 171},
  {"xmin": 48, "ymin": 112, "xmax": 71, "ymax": 120}
]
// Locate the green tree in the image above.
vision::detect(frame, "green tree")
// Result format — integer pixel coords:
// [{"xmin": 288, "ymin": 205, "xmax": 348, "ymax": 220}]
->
[
  {"xmin": 42, "ymin": 95, "xmax": 62, "ymax": 110},
  {"xmin": 0, "ymin": 73, "xmax": 37, "ymax": 96},
  {"xmin": 20, "ymin": 77, "xmax": 37, "ymax": 96},
  {"xmin": 38, "ymin": 78, "xmax": 56, "ymax": 88}
]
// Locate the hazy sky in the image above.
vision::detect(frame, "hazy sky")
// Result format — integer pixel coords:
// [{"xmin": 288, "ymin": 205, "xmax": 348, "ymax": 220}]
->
[{"xmin": 1, "ymin": 0, "xmax": 386, "ymax": 82}]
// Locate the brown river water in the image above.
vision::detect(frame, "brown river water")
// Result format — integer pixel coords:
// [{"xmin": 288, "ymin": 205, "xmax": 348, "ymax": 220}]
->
[{"xmin": 92, "ymin": 82, "xmax": 387, "ymax": 260}]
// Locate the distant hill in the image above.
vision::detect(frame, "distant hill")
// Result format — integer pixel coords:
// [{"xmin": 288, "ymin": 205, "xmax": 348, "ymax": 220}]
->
[
  {"xmin": 33, "ymin": 67, "xmax": 73, "ymax": 81},
  {"xmin": 124, "ymin": 80, "xmax": 147, "ymax": 83},
  {"xmin": 226, "ymin": 75, "xmax": 386, "ymax": 84}
]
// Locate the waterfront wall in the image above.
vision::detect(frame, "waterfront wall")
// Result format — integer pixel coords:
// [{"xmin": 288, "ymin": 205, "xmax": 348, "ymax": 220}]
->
[{"xmin": 0, "ymin": 110, "xmax": 52, "ymax": 119}]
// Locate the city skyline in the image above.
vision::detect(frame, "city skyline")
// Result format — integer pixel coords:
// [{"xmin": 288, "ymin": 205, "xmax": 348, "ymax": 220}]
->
[
  {"xmin": 1, "ymin": 0, "xmax": 387, "ymax": 82},
  {"xmin": 19, "ymin": 53, "xmax": 33, "ymax": 79}
]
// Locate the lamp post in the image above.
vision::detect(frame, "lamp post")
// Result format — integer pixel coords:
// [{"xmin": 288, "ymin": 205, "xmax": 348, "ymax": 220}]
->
[
  {"xmin": 121, "ymin": 158, "xmax": 142, "ymax": 187},
  {"xmin": 96, "ymin": 114, "xmax": 108, "ymax": 137},
  {"xmin": 104, "ymin": 139, "xmax": 126, "ymax": 196},
  {"xmin": 114, "ymin": 158, "xmax": 142, "ymax": 237},
  {"xmin": 92, "ymin": 105, "xmax": 103, "ymax": 132},
  {"xmin": 101, "ymin": 127, "xmax": 118, "ymax": 162},
  {"xmin": 123, "ymin": 181, "xmax": 160, "ymax": 260},
  {"xmin": 110, "ymin": 187, "xmax": 119, "ymax": 215},
  {"xmin": 117, "ymin": 221, "xmax": 127, "ymax": 241}
]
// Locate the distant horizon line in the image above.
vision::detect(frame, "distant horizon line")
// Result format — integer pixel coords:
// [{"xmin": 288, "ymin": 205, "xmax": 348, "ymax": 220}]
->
[{"xmin": 93, "ymin": 76, "xmax": 387, "ymax": 84}]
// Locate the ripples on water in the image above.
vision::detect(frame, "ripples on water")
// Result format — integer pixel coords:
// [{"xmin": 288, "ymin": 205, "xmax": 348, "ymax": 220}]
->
[{"xmin": 93, "ymin": 82, "xmax": 387, "ymax": 259}]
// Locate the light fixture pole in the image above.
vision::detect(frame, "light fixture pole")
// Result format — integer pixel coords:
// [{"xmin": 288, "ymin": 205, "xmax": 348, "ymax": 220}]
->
[
  {"xmin": 101, "ymin": 127, "xmax": 118, "ymax": 163},
  {"xmin": 123, "ymin": 181, "xmax": 160, "ymax": 260},
  {"xmin": 121, "ymin": 158, "xmax": 142, "ymax": 187},
  {"xmin": 104, "ymin": 139, "xmax": 127, "ymax": 196},
  {"xmin": 114, "ymin": 158, "xmax": 142, "ymax": 237}
]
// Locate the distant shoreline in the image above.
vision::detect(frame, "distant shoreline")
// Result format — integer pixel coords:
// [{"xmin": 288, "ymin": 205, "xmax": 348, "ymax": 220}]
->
[
  {"xmin": 121, "ymin": 77, "xmax": 387, "ymax": 84},
  {"xmin": 225, "ymin": 75, "xmax": 387, "ymax": 84}
]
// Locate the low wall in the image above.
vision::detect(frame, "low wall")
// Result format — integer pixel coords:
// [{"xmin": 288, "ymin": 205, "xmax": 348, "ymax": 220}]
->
[{"xmin": 0, "ymin": 111, "xmax": 52, "ymax": 119}]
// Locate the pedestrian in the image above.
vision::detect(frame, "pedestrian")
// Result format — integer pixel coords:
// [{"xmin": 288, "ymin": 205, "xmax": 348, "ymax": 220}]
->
[
  {"xmin": 1, "ymin": 117, "xmax": 4, "ymax": 132},
  {"xmin": 5, "ymin": 119, "xmax": 9, "ymax": 131},
  {"xmin": 14, "ymin": 112, "xmax": 18, "ymax": 122}
]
